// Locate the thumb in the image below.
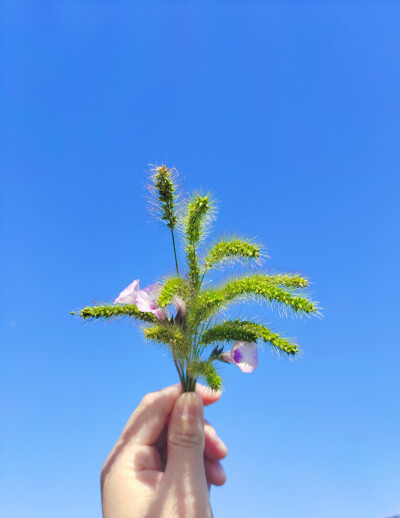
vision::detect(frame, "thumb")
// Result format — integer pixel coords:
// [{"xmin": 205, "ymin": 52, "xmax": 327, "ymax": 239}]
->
[{"xmin": 165, "ymin": 392, "xmax": 206, "ymax": 481}]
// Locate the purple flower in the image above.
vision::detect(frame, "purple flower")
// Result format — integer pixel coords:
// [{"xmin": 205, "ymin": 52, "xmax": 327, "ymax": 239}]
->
[
  {"xmin": 220, "ymin": 341, "xmax": 258, "ymax": 373},
  {"xmin": 114, "ymin": 279, "xmax": 140, "ymax": 304}
]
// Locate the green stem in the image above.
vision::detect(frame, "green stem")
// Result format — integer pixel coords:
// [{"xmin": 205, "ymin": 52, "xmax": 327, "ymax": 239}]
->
[
  {"xmin": 173, "ymin": 356, "xmax": 184, "ymax": 387},
  {"xmin": 187, "ymin": 374, "xmax": 195, "ymax": 392},
  {"xmin": 182, "ymin": 364, "xmax": 196, "ymax": 392},
  {"xmin": 194, "ymin": 317, "xmax": 211, "ymax": 357},
  {"xmin": 170, "ymin": 228, "xmax": 180, "ymax": 276},
  {"xmin": 197, "ymin": 317, "xmax": 214, "ymax": 358},
  {"xmin": 199, "ymin": 267, "xmax": 208, "ymax": 288},
  {"xmin": 181, "ymin": 363, "xmax": 187, "ymax": 391}
]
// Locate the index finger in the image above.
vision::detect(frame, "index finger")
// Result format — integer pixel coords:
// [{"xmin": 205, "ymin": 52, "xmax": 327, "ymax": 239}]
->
[{"xmin": 120, "ymin": 383, "xmax": 221, "ymax": 447}]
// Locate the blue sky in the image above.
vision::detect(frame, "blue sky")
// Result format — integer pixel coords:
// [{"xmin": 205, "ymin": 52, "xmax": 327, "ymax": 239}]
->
[{"xmin": 1, "ymin": 1, "xmax": 400, "ymax": 517}]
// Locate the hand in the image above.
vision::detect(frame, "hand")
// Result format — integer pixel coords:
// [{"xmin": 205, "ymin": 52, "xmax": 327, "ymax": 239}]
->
[{"xmin": 101, "ymin": 384, "xmax": 227, "ymax": 518}]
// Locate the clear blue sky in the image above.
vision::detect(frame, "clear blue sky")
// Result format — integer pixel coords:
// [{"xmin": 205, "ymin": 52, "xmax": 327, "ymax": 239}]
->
[{"xmin": 1, "ymin": 2, "xmax": 400, "ymax": 517}]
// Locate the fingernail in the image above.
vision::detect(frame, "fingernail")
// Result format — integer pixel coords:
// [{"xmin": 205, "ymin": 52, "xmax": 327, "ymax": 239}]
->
[
  {"xmin": 216, "ymin": 437, "xmax": 228, "ymax": 456},
  {"xmin": 176, "ymin": 392, "xmax": 203, "ymax": 418},
  {"xmin": 216, "ymin": 462, "xmax": 227, "ymax": 483}
]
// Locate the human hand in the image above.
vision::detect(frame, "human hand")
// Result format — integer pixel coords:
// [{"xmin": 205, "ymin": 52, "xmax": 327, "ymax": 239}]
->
[{"xmin": 101, "ymin": 384, "xmax": 227, "ymax": 518}]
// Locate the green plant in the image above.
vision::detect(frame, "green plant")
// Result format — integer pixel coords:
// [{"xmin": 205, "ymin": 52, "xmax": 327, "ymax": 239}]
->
[{"xmin": 72, "ymin": 165, "xmax": 319, "ymax": 391}]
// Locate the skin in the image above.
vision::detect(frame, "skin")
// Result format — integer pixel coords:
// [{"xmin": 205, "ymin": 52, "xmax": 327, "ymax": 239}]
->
[{"xmin": 101, "ymin": 384, "xmax": 228, "ymax": 518}]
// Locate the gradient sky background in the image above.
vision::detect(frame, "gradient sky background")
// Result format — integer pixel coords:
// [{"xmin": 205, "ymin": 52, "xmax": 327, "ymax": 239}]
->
[{"xmin": 1, "ymin": 2, "xmax": 400, "ymax": 517}]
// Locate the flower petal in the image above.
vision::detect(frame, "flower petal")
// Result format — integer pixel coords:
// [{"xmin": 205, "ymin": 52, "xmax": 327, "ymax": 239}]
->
[
  {"xmin": 136, "ymin": 283, "xmax": 167, "ymax": 321},
  {"xmin": 135, "ymin": 284, "xmax": 159, "ymax": 311},
  {"xmin": 220, "ymin": 341, "xmax": 258, "ymax": 373},
  {"xmin": 114, "ymin": 279, "xmax": 140, "ymax": 304},
  {"xmin": 172, "ymin": 295, "xmax": 186, "ymax": 317},
  {"xmin": 154, "ymin": 307, "xmax": 167, "ymax": 320},
  {"xmin": 220, "ymin": 351, "xmax": 233, "ymax": 364},
  {"xmin": 232, "ymin": 341, "xmax": 258, "ymax": 373}
]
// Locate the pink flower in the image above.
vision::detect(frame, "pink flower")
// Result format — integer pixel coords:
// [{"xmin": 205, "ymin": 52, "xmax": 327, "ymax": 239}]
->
[
  {"xmin": 114, "ymin": 280, "xmax": 187, "ymax": 322},
  {"xmin": 114, "ymin": 279, "xmax": 140, "ymax": 304},
  {"xmin": 114, "ymin": 280, "xmax": 166, "ymax": 320},
  {"xmin": 172, "ymin": 295, "xmax": 186, "ymax": 317},
  {"xmin": 220, "ymin": 341, "xmax": 258, "ymax": 373},
  {"xmin": 135, "ymin": 283, "xmax": 167, "ymax": 320}
]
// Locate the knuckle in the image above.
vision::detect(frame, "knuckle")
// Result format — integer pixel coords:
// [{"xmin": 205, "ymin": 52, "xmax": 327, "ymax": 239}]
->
[
  {"xmin": 204, "ymin": 422, "xmax": 215, "ymax": 435},
  {"xmin": 169, "ymin": 427, "xmax": 204, "ymax": 449},
  {"xmin": 100, "ymin": 461, "xmax": 110, "ymax": 490},
  {"xmin": 141, "ymin": 391, "xmax": 157, "ymax": 407}
]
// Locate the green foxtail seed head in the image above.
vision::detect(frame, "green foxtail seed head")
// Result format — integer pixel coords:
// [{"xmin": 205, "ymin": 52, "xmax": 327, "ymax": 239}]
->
[
  {"xmin": 186, "ymin": 195, "xmax": 210, "ymax": 244},
  {"xmin": 204, "ymin": 236, "xmax": 261, "ymax": 270},
  {"xmin": 191, "ymin": 274, "xmax": 318, "ymax": 322},
  {"xmin": 79, "ymin": 304, "xmax": 157, "ymax": 323},
  {"xmin": 184, "ymin": 194, "xmax": 215, "ymax": 288},
  {"xmin": 143, "ymin": 324, "xmax": 189, "ymax": 355},
  {"xmin": 201, "ymin": 319, "xmax": 299, "ymax": 356},
  {"xmin": 158, "ymin": 277, "xmax": 189, "ymax": 308},
  {"xmin": 262, "ymin": 273, "xmax": 309, "ymax": 289},
  {"xmin": 149, "ymin": 165, "xmax": 178, "ymax": 229},
  {"xmin": 187, "ymin": 244, "xmax": 200, "ymax": 289},
  {"xmin": 188, "ymin": 360, "xmax": 222, "ymax": 391}
]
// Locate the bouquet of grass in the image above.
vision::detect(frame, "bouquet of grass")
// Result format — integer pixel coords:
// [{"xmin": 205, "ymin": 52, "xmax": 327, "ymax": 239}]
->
[{"xmin": 73, "ymin": 165, "xmax": 319, "ymax": 392}]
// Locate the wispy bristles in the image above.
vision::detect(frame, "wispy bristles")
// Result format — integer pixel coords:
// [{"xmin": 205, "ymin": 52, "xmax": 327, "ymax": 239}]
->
[
  {"xmin": 158, "ymin": 276, "xmax": 189, "ymax": 308},
  {"xmin": 201, "ymin": 319, "xmax": 299, "ymax": 356},
  {"xmin": 146, "ymin": 165, "xmax": 180, "ymax": 229},
  {"xmin": 79, "ymin": 304, "xmax": 157, "ymax": 324},
  {"xmin": 204, "ymin": 235, "xmax": 264, "ymax": 270},
  {"xmin": 188, "ymin": 360, "xmax": 222, "ymax": 391},
  {"xmin": 179, "ymin": 191, "xmax": 217, "ymax": 245},
  {"xmin": 143, "ymin": 323, "xmax": 188, "ymax": 357},
  {"xmin": 181, "ymin": 192, "xmax": 217, "ymax": 289},
  {"xmin": 192, "ymin": 273, "xmax": 319, "ymax": 322}
]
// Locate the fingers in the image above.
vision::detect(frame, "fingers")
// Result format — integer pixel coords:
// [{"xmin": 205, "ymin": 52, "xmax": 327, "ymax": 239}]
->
[
  {"xmin": 154, "ymin": 417, "xmax": 227, "ymax": 458},
  {"xmin": 165, "ymin": 392, "xmax": 207, "ymax": 485},
  {"xmin": 204, "ymin": 458, "xmax": 226, "ymax": 486},
  {"xmin": 196, "ymin": 384, "xmax": 222, "ymax": 406},
  {"xmin": 102, "ymin": 384, "xmax": 223, "ymax": 485},
  {"xmin": 117, "ymin": 384, "xmax": 218, "ymax": 448},
  {"xmin": 203, "ymin": 419, "xmax": 227, "ymax": 487},
  {"xmin": 204, "ymin": 419, "xmax": 228, "ymax": 461},
  {"xmin": 154, "ymin": 421, "xmax": 228, "ymax": 484},
  {"xmin": 152, "ymin": 418, "xmax": 227, "ymax": 483},
  {"xmin": 122, "ymin": 385, "xmax": 182, "ymax": 447},
  {"xmin": 102, "ymin": 385, "xmax": 180, "ymax": 483},
  {"xmin": 164, "ymin": 394, "xmax": 227, "ymax": 486},
  {"xmin": 121, "ymin": 384, "xmax": 221, "ymax": 448}
]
